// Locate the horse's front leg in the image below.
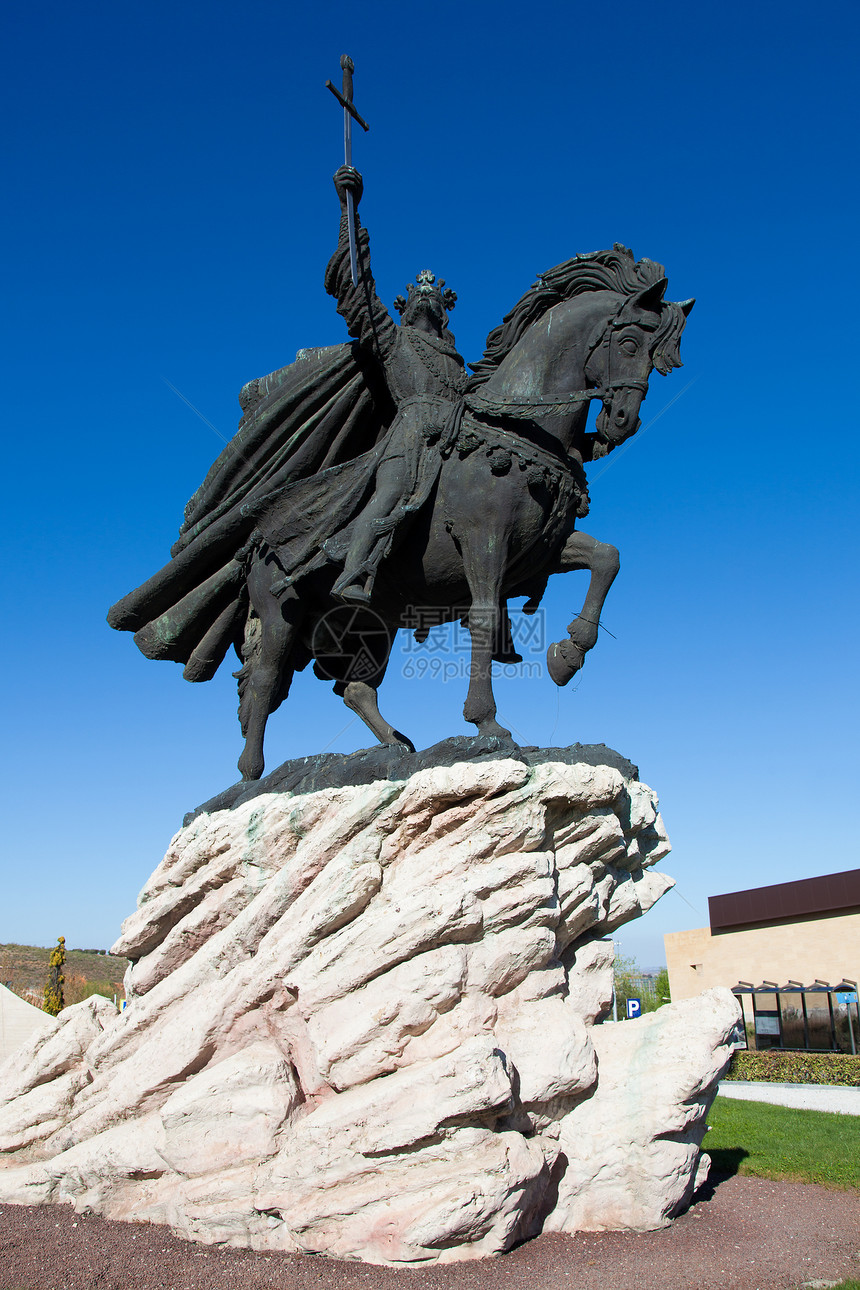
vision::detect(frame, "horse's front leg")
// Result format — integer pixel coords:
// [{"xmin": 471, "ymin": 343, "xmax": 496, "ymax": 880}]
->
[
  {"xmin": 547, "ymin": 530, "xmax": 620, "ymax": 687},
  {"xmin": 459, "ymin": 545, "xmax": 512, "ymax": 740}
]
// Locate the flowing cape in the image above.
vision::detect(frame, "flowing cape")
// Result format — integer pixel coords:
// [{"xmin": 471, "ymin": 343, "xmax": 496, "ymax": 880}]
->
[
  {"xmin": 107, "ymin": 343, "xmax": 393, "ymax": 679},
  {"xmin": 250, "ymin": 398, "xmax": 465, "ymax": 590}
]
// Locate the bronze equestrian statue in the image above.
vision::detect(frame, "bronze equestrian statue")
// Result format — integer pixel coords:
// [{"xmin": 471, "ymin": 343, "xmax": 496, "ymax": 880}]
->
[{"xmin": 108, "ymin": 164, "xmax": 693, "ymax": 780}]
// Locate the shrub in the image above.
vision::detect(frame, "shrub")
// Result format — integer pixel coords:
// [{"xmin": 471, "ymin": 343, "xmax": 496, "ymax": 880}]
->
[
  {"xmin": 43, "ymin": 936, "xmax": 66, "ymax": 1016},
  {"xmin": 726, "ymin": 1049, "xmax": 860, "ymax": 1086},
  {"xmin": 63, "ymin": 973, "xmax": 116, "ymax": 1006}
]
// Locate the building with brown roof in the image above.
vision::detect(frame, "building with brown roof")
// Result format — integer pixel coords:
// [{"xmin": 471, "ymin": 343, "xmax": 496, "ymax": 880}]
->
[{"xmin": 664, "ymin": 869, "xmax": 859, "ymax": 1051}]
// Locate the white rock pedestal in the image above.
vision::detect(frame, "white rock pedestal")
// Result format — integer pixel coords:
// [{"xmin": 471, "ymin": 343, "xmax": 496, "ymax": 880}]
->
[{"xmin": 0, "ymin": 740, "xmax": 739, "ymax": 1265}]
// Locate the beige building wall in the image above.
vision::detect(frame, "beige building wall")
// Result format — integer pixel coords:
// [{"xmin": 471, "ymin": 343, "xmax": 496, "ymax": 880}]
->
[{"xmin": 665, "ymin": 910, "xmax": 860, "ymax": 1002}]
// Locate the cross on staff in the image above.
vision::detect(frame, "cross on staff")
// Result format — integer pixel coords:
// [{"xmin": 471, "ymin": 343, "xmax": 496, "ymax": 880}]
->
[{"xmin": 326, "ymin": 55, "xmax": 370, "ymax": 287}]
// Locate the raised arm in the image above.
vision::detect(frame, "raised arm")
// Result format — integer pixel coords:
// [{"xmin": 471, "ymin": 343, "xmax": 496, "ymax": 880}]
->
[{"xmin": 324, "ymin": 166, "xmax": 397, "ymax": 359}]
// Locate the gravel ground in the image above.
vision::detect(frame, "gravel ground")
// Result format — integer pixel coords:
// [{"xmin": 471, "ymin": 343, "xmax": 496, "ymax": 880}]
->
[
  {"xmin": 719, "ymin": 1081, "xmax": 860, "ymax": 1116},
  {"xmin": 2, "ymin": 1175, "xmax": 860, "ymax": 1290}
]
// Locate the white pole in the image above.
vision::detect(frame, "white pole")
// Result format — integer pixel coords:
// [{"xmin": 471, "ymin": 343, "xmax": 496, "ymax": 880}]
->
[{"xmin": 612, "ymin": 940, "xmax": 618, "ymax": 1022}]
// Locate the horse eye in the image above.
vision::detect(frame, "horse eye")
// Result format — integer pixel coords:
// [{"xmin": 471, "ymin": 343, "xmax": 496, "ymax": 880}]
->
[{"xmin": 620, "ymin": 338, "xmax": 639, "ymax": 355}]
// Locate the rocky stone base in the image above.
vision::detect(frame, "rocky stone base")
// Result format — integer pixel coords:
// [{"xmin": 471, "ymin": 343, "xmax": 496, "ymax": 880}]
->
[{"xmin": 0, "ymin": 739, "xmax": 739, "ymax": 1265}]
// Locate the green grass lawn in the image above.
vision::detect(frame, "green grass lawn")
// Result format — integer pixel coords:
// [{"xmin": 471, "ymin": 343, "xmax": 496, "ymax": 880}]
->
[{"xmin": 707, "ymin": 1094, "xmax": 860, "ymax": 1189}]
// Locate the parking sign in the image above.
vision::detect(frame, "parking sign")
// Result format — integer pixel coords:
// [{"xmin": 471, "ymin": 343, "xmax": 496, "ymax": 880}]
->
[{"xmin": 626, "ymin": 998, "xmax": 642, "ymax": 1019}]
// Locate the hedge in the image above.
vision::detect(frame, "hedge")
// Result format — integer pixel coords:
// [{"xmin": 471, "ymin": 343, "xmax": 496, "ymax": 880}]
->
[{"xmin": 726, "ymin": 1049, "xmax": 860, "ymax": 1086}]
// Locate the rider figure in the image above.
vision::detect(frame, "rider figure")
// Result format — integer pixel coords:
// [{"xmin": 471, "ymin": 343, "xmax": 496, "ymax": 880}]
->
[{"xmin": 325, "ymin": 165, "xmax": 467, "ymax": 604}]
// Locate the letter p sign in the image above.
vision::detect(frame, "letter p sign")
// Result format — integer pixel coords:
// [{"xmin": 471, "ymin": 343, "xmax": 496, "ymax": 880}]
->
[{"xmin": 626, "ymin": 998, "xmax": 642, "ymax": 1019}]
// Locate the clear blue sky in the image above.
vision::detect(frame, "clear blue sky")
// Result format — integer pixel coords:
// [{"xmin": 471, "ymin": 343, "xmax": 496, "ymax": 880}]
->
[{"xmin": 2, "ymin": 0, "xmax": 858, "ymax": 967}]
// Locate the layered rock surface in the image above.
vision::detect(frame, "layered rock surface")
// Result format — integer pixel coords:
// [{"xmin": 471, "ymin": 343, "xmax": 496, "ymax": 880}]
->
[{"xmin": 0, "ymin": 739, "xmax": 739, "ymax": 1265}]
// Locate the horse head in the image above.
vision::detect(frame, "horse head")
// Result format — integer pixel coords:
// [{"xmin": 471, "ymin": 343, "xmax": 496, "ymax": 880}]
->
[
  {"xmin": 585, "ymin": 277, "xmax": 695, "ymax": 457},
  {"xmin": 466, "ymin": 246, "xmax": 694, "ymax": 463}
]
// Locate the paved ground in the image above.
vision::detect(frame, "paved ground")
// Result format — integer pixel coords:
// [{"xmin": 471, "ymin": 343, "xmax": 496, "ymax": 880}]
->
[
  {"xmin": 2, "ymin": 1175, "xmax": 860, "ymax": 1290},
  {"xmin": 720, "ymin": 1080, "xmax": 860, "ymax": 1116}
]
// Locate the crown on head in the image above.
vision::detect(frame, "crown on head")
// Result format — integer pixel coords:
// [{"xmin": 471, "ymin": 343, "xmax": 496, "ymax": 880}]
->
[{"xmin": 394, "ymin": 270, "xmax": 457, "ymax": 317}]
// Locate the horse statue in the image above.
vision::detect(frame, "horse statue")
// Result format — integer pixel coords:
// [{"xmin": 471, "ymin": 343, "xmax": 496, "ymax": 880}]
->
[{"xmin": 108, "ymin": 167, "xmax": 693, "ymax": 780}]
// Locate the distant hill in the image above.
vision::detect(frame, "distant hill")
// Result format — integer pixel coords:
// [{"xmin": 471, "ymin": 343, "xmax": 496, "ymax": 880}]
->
[{"xmin": 0, "ymin": 943, "xmax": 127, "ymax": 1010}]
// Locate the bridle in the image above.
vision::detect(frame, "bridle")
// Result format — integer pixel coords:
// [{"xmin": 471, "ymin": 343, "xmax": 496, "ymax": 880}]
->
[
  {"xmin": 585, "ymin": 301, "xmax": 652, "ymax": 400},
  {"xmin": 464, "ymin": 304, "xmax": 651, "ymax": 421}
]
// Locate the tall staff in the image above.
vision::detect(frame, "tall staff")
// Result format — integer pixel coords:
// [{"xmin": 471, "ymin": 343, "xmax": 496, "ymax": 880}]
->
[{"xmin": 325, "ymin": 55, "xmax": 370, "ymax": 287}]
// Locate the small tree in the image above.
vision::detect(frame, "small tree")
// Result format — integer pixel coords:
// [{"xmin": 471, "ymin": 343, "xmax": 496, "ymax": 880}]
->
[
  {"xmin": 43, "ymin": 936, "xmax": 66, "ymax": 1016},
  {"xmin": 613, "ymin": 951, "xmax": 671, "ymax": 1017},
  {"xmin": 613, "ymin": 951, "xmax": 640, "ymax": 1017},
  {"xmin": 653, "ymin": 966, "xmax": 671, "ymax": 1008}
]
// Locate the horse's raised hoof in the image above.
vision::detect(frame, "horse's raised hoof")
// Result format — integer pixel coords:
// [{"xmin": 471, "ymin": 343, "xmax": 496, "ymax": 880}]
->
[{"xmin": 547, "ymin": 640, "xmax": 585, "ymax": 687}]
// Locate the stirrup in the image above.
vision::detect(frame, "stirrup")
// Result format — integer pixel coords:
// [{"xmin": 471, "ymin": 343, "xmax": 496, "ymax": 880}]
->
[
  {"xmin": 335, "ymin": 583, "xmax": 372, "ymax": 605},
  {"xmin": 332, "ymin": 577, "xmax": 371, "ymax": 606},
  {"xmin": 333, "ymin": 561, "xmax": 375, "ymax": 604}
]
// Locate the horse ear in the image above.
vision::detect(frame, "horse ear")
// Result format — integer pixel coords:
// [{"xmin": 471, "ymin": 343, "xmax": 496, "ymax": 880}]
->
[
  {"xmin": 679, "ymin": 297, "xmax": 695, "ymax": 317},
  {"xmin": 617, "ymin": 277, "xmax": 668, "ymax": 324},
  {"xmin": 635, "ymin": 277, "xmax": 669, "ymax": 311}
]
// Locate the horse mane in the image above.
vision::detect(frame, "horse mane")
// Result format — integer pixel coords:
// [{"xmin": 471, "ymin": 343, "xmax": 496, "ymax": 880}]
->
[{"xmin": 466, "ymin": 243, "xmax": 687, "ymax": 388}]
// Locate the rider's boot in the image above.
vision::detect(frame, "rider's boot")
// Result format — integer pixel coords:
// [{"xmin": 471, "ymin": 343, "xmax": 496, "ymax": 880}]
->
[
  {"xmin": 332, "ymin": 514, "xmax": 398, "ymax": 604},
  {"xmin": 333, "ymin": 577, "xmax": 372, "ymax": 605},
  {"xmin": 331, "ymin": 557, "xmax": 374, "ymax": 605}
]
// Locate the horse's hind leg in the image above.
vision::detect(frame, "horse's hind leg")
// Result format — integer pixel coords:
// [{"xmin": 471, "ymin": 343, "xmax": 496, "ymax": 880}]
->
[
  {"xmin": 235, "ymin": 563, "xmax": 303, "ymax": 781},
  {"xmin": 341, "ymin": 679, "xmax": 415, "ymax": 752},
  {"xmin": 323, "ymin": 615, "xmax": 414, "ymax": 751},
  {"xmin": 546, "ymin": 530, "xmax": 620, "ymax": 686}
]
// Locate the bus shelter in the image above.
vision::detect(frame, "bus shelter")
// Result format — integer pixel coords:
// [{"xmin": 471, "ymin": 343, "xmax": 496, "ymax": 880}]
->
[{"xmin": 732, "ymin": 980, "xmax": 859, "ymax": 1053}]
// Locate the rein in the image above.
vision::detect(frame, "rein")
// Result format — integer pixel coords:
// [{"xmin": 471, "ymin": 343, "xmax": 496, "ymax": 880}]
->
[
  {"xmin": 464, "ymin": 387, "xmax": 601, "ymax": 418},
  {"xmin": 464, "ymin": 305, "xmax": 648, "ymax": 422}
]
